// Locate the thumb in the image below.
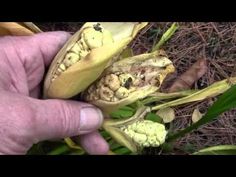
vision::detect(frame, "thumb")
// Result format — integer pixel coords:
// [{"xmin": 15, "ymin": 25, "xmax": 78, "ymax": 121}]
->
[{"xmin": 31, "ymin": 98, "xmax": 103, "ymax": 141}]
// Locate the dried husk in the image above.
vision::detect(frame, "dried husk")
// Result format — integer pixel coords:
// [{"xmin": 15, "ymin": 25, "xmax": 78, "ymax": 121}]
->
[
  {"xmin": 152, "ymin": 77, "xmax": 236, "ymax": 111},
  {"xmin": 0, "ymin": 22, "xmax": 38, "ymax": 36},
  {"xmin": 156, "ymin": 107, "xmax": 175, "ymax": 123},
  {"xmin": 192, "ymin": 108, "xmax": 204, "ymax": 123},
  {"xmin": 18, "ymin": 22, "xmax": 42, "ymax": 33}
]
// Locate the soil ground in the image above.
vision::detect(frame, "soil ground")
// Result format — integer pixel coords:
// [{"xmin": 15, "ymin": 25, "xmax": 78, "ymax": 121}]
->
[{"xmin": 35, "ymin": 22, "xmax": 236, "ymax": 154}]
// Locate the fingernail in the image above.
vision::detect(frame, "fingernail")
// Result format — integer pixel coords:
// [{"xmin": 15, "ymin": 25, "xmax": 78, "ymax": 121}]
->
[{"xmin": 80, "ymin": 107, "xmax": 103, "ymax": 132}]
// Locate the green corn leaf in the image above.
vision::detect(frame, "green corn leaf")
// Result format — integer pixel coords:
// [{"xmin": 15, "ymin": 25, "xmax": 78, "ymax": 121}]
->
[
  {"xmin": 47, "ymin": 145, "xmax": 70, "ymax": 155},
  {"xmin": 27, "ymin": 142, "xmax": 45, "ymax": 155},
  {"xmin": 109, "ymin": 139, "xmax": 123, "ymax": 150},
  {"xmin": 145, "ymin": 112, "xmax": 163, "ymax": 123},
  {"xmin": 110, "ymin": 106, "xmax": 135, "ymax": 119},
  {"xmin": 193, "ymin": 145, "xmax": 236, "ymax": 155},
  {"xmin": 167, "ymin": 84, "xmax": 236, "ymax": 142},
  {"xmin": 152, "ymin": 22, "xmax": 179, "ymax": 51},
  {"xmin": 120, "ymin": 47, "xmax": 133, "ymax": 59},
  {"xmin": 114, "ymin": 147, "xmax": 132, "ymax": 155},
  {"xmin": 161, "ymin": 142, "xmax": 174, "ymax": 153}
]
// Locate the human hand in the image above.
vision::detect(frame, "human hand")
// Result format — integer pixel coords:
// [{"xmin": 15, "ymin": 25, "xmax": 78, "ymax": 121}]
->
[{"xmin": 0, "ymin": 31, "xmax": 109, "ymax": 155}]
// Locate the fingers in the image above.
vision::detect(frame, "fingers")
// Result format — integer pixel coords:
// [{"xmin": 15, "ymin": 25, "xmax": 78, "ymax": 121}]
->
[
  {"xmin": 0, "ymin": 31, "xmax": 71, "ymax": 67},
  {"xmin": 31, "ymin": 32, "xmax": 71, "ymax": 67},
  {"xmin": 79, "ymin": 131, "xmax": 109, "ymax": 155},
  {"xmin": 31, "ymin": 98, "xmax": 109, "ymax": 155},
  {"xmin": 31, "ymin": 98, "xmax": 103, "ymax": 142},
  {"xmin": 0, "ymin": 32, "xmax": 71, "ymax": 93}
]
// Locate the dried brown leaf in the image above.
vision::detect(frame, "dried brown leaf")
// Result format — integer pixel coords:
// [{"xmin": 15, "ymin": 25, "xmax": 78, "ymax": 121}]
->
[{"xmin": 168, "ymin": 58, "xmax": 208, "ymax": 92}]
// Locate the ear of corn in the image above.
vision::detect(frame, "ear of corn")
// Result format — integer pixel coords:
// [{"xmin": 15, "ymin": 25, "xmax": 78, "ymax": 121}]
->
[
  {"xmin": 103, "ymin": 107, "xmax": 167, "ymax": 152},
  {"xmin": 44, "ymin": 22, "xmax": 148, "ymax": 99},
  {"xmin": 83, "ymin": 50, "xmax": 175, "ymax": 113},
  {"xmin": 121, "ymin": 120, "xmax": 167, "ymax": 148}
]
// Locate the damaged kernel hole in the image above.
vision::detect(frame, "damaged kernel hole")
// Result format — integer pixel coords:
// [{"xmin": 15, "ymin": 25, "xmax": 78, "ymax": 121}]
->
[
  {"xmin": 124, "ymin": 77, "xmax": 133, "ymax": 89},
  {"xmin": 93, "ymin": 23, "xmax": 102, "ymax": 32}
]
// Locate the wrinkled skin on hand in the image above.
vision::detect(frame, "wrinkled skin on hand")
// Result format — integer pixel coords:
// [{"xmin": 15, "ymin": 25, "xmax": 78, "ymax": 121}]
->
[{"xmin": 0, "ymin": 32, "xmax": 109, "ymax": 155}]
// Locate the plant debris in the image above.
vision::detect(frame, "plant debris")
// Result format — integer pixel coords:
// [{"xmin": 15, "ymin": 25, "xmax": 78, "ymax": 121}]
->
[{"xmin": 168, "ymin": 58, "xmax": 208, "ymax": 92}]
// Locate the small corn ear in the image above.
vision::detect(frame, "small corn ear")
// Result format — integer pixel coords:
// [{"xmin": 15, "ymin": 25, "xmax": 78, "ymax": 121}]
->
[{"xmin": 103, "ymin": 107, "xmax": 167, "ymax": 153}]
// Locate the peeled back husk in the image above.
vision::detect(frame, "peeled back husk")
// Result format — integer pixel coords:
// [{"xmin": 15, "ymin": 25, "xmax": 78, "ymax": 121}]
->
[
  {"xmin": 82, "ymin": 50, "xmax": 175, "ymax": 113},
  {"xmin": 44, "ymin": 22, "xmax": 148, "ymax": 99}
]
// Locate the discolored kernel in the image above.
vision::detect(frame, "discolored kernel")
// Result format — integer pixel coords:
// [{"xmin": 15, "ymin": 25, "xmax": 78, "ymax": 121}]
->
[
  {"xmin": 99, "ymin": 86, "xmax": 114, "ymax": 101},
  {"xmin": 104, "ymin": 74, "xmax": 121, "ymax": 91}
]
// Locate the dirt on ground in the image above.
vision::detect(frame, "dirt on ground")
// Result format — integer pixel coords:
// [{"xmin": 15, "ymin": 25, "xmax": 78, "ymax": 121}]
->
[{"xmin": 35, "ymin": 22, "xmax": 236, "ymax": 154}]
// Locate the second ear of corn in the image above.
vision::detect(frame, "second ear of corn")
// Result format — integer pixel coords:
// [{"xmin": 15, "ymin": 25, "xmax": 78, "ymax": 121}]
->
[
  {"xmin": 103, "ymin": 107, "xmax": 167, "ymax": 152},
  {"xmin": 82, "ymin": 50, "xmax": 175, "ymax": 113},
  {"xmin": 121, "ymin": 120, "xmax": 167, "ymax": 148}
]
